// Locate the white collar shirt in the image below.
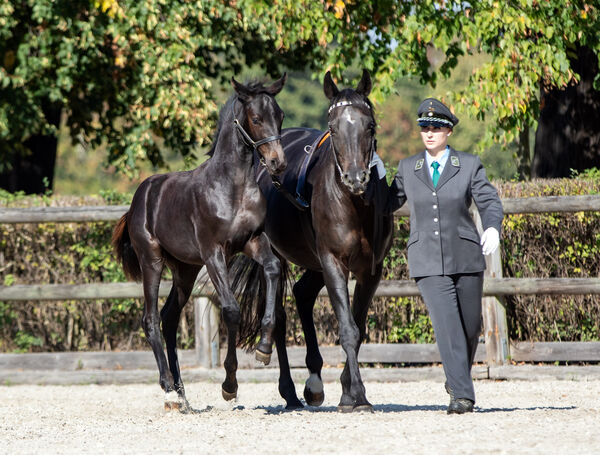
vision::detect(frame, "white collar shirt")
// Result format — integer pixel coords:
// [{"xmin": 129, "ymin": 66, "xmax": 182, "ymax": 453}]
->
[{"xmin": 425, "ymin": 146, "xmax": 450, "ymax": 179}]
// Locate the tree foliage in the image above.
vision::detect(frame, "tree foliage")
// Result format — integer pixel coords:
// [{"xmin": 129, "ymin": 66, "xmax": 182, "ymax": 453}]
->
[
  {"xmin": 0, "ymin": 0, "xmax": 310, "ymax": 180},
  {"xmin": 251, "ymin": 1, "xmax": 599, "ymax": 167},
  {"xmin": 1, "ymin": 1, "xmax": 599, "ymax": 183}
]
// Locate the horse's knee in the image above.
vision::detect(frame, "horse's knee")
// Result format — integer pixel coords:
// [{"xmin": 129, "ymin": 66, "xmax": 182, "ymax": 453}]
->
[
  {"xmin": 339, "ymin": 323, "xmax": 360, "ymax": 351},
  {"xmin": 263, "ymin": 256, "xmax": 280, "ymax": 281},
  {"xmin": 221, "ymin": 302, "xmax": 241, "ymax": 327},
  {"xmin": 141, "ymin": 313, "xmax": 155, "ymax": 336}
]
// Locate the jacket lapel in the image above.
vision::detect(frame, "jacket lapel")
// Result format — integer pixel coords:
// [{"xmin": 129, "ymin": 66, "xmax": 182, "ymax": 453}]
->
[
  {"xmin": 413, "ymin": 151, "xmax": 434, "ymax": 190},
  {"xmin": 435, "ymin": 148, "xmax": 460, "ymax": 190}
]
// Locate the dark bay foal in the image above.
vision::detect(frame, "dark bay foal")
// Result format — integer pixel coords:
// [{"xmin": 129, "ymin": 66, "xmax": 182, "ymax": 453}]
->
[{"xmin": 112, "ymin": 75, "xmax": 287, "ymax": 410}]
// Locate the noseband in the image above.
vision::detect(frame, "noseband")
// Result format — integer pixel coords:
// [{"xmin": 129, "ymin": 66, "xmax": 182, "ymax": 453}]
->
[
  {"xmin": 233, "ymin": 118, "xmax": 281, "ymax": 162},
  {"xmin": 328, "ymin": 100, "xmax": 376, "ymax": 186}
]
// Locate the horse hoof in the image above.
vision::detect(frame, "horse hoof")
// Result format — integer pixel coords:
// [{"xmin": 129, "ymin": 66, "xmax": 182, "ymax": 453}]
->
[
  {"xmin": 285, "ymin": 399, "xmax": 304, "ymax": 410},
  {"xmin": 337, "ymin": 404, "xmax": 354, "ymax": 413},
  {"xmin": 164, "ymin": 391, "xmax": 179, "ymax": 411},
  {"xmin": 164, "ymin": 392, "xmax": 190, "ymax": 413},
  {"xmin": 164, "ymin": 401, "xmax": 178, "ymax": 411},
  {"xmin": 255, "ymin": 349, "xmax": 271, "ymax": 365},
  {"xmin": 303, "ymin": 388, "xmax": 325, "ymax": 407},
  {"xmin": 353, "ymin": 404, "xmax": 374, "ymax": 413},
  {"xmin": 222, "ymin": 388, "xmax": 237, "ymax": 401}
]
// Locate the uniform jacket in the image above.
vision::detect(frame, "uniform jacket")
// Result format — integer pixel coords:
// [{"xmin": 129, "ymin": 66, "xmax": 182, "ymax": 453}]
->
[{"xmin": 388, "ymin": 148, "xmax": 503, "ymax": 278}]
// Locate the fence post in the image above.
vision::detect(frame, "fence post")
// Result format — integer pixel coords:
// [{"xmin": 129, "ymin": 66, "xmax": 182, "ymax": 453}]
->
[
  {"xmin": 194, "ymin": 297, "xmax": 220, "ymax": 368},
  {"xmin": 473, "ymin": 209, "xmax": 510, "ymax": 365}
]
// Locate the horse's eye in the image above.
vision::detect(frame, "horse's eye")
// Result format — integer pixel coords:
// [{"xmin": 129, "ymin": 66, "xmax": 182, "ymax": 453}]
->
[{"xmin": 252, "ymin": 117, "xmax": 260, "ymax": 125}]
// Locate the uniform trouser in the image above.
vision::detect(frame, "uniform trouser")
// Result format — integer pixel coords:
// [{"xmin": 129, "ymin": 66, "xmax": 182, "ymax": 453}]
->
[{"xmin": 415, "ymin": 272, "xmax": 484, "ymax": 403}]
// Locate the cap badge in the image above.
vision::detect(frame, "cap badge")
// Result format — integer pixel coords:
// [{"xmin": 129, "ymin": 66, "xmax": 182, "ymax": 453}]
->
[
  {"xmin": 451, "ymin": 156, "xmax": 460, "ymax": 167},
  {"xmin": 415, "ymin": 159, "xmax": 424, "ymax": 170}
]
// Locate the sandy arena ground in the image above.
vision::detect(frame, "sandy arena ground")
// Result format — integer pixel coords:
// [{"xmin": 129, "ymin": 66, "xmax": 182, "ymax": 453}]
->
[{"xmin": 1, "ymin": 378, "xmax": 599, "ymax": 454}]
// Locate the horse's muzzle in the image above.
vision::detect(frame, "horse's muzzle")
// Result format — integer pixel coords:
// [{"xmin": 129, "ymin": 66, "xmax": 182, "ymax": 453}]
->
[
  {"xmin": 341, "ymin": 168, "xmax": 370, "ymax": 194},
  {"xmin": 259, "ymin": 144, "xmax": 287, "ymax": 176}
]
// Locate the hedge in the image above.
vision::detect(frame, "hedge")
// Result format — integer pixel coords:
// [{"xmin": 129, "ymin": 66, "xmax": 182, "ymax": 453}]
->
[{"xmin": 1, "ymin": 175, "xmax": 599, "ymax": 353}]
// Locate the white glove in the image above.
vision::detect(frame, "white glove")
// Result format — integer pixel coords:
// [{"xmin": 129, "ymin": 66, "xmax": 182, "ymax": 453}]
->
[{"xmin": 480, "ymin": 227, "xmax": 500, "ymax": 255}]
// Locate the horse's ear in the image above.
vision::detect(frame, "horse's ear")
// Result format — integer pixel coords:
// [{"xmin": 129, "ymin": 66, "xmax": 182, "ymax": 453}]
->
[
  {"xmin": 356, "ymin": 69, "xmax": 372, "ymax": 96},
  {"xmin": 265, "ymin": 72, "xmax": 287, "ymax": 96},
  {"xmin": 231, "ymin": 77, "xmax": 252, "ymax": 102},
  {"xmin": 323, "ymin": 71, "xmax": 339, "ymax": 100}
]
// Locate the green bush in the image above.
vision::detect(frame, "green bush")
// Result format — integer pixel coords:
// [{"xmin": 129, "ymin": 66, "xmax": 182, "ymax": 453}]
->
[{"xmin": 1, "ymin": 176, "xmax": 599, "ymax": 352}]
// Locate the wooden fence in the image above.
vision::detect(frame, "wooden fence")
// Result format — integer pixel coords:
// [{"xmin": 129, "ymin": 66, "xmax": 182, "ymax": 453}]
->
[{"xmin": 1, "ymin": 195, "xmax": 600, "ymax": 370}]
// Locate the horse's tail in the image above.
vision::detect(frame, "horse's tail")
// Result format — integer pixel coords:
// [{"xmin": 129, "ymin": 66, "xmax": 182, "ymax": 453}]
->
[
  {"xmin": 229, "ymin": 253, "xmax": 289, "ymax": 350},
  {"xmin": 112, "ymin": 212, "xmax": 142, "ymax": 281}
]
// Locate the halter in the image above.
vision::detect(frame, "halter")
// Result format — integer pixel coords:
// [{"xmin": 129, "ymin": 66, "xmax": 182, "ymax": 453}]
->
[
  {"xmin": 327, "ymin": 99, "xmax": 376, "ymax": 186},
  {"xmin": 233, "ymin": 118, "xmax": 281, "ymax": 167}
]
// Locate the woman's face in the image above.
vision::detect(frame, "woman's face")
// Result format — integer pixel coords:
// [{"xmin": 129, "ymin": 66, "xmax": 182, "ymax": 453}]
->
[{"xmin": 420, "ymin": 125, "xmax": 451, "ymax": 154}]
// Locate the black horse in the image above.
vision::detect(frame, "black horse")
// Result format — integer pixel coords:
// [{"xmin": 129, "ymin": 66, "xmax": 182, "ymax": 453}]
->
[
  {"xmin": 112, "ymin": 75, "xmax": 287, "ymax": 410},
  {"xmin": 232, "ymin": 70, "xmax": 394, "ymax": 412}
]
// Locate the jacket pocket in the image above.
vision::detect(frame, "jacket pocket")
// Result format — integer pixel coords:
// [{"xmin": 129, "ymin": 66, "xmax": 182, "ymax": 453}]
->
[
  {"xmin": 458, "ymin": 226, "xmax": 480, "ymax": 244},
  {"xmin": 407, "ymin": 231, "xmax": 419, "ymax": 248}
]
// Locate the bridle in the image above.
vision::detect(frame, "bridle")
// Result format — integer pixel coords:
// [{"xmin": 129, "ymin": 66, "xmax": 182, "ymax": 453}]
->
[
  {"xmin": 233, "ymin": 118, "xmax": 281, "ymax": 168},
  {"xmin": 327, "ymin": 99, "xmax": 376, "ymax": 184}
]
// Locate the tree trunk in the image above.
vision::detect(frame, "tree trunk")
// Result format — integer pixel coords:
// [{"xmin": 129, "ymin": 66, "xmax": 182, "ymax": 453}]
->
[
  {"xmin": 516, "ymin": 124, "xmax": 531, "ymax": 180},
  {"xmin": 532, "ymin": 46, "xmax": 600, "ymax": 178},
  {"xmin": 0, "ymin": 103, "xmax": 61, "ymax": 195}
]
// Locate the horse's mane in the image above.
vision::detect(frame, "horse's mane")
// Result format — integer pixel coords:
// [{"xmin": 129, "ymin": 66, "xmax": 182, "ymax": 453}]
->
[
  {"xmin": 206, "ymin": 81, "xmax": 274, "ymax": 157},
  {"xmin": 330, "ymin": 88, "xmax": 376, "ymax": 126}
]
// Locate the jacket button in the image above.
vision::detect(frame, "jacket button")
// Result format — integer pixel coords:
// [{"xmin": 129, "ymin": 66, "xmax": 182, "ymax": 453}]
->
[
  {"xmin": 434, "ymin": 231, "xmax": 439, "ymax": 235},
  {"xmin": 433, "ymin": 204, "xmax": 438, "ymax": 209},
  {"xmin": 434, "ymin": 218, "xmax": 438, "ymax": 222},
  {"xmin": 432, "ymin": 192, "xmax": 436, "ymax": 196}
]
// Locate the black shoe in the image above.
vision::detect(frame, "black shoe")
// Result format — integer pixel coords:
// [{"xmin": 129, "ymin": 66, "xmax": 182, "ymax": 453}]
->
[{"xmin": 447, "ymin": 398, "xmax": 474, "ymax": 414}]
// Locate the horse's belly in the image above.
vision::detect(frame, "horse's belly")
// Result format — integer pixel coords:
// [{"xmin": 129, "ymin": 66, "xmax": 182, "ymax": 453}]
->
[{"xmin": 265, "ymin": 214, "xmax": 322, "ymax": 271}]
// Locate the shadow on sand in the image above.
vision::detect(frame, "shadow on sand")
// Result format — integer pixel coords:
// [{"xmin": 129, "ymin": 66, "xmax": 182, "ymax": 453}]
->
[{"xmin": 252, "ymin": 403, "xmax": 578, "ymax": 414}]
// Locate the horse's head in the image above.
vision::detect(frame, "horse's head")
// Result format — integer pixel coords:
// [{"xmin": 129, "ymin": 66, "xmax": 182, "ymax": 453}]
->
[
  {"xmin": 231, "ymin": 74, "xmax": 287, "ymax": 175},
  {"xmin": 324, "ymin": 69, "xmax": 375, "ymax": 195}
]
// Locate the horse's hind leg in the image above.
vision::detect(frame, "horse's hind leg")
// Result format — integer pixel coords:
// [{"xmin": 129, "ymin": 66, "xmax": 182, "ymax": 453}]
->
[
  {"xmin": 293, "ymin": 269, "xmax": 325, "ymax": 407},
  {"xmin": 204, "ymin": 248, "xmax": 240, "ymax": 401},
  {"xmin": 139, "ymin": 255, "xmax": 174, "ymax": 395},
  {"xmin": 161, "ymin": 263, "xmax": 200, "ymax": 412},
  {"xmin": 243, "ymin": 232, "xmax": 280, "ymax": 365},
  {"xmin": 273, "ymin": 282, "xmax": 303, "ymax": 409}
]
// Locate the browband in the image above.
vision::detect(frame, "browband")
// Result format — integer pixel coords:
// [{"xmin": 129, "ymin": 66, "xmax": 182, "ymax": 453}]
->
[{"xmin": 328, "ymin": 100, "xmax": 371, "ymax": 114}]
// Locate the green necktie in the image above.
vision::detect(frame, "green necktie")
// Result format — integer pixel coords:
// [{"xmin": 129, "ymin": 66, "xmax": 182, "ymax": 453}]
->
[{"xmin": 431, "ymin": 161, "xmax": 440, "ymax": 187}]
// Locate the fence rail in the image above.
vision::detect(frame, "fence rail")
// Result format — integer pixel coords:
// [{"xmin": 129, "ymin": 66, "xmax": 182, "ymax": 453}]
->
[
  {"xmin": 1, "ymin": 195, "xmax": 600, "ymax": 223},
  {"xmin": 1, "ymin": 194, "xmax": 599, "ymax": 370},
  {"xmin": 1, "ymin": 277, "xmax": 600, "ymax": 301}
]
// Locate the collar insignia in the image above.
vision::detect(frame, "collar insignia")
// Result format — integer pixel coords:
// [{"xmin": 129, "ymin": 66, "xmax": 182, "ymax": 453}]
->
[
  {"xmin": 415, "ymin": 159, "xmax": 424, "ymax": 170},
  {"xmin": 451, "ymin": 156, "xmax": 460, "ymax": 167}
]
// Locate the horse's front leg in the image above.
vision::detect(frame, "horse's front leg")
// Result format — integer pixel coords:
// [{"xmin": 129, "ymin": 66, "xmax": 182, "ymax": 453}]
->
[
  {"xmin": 204, "ymin": 248, "xmax": 240, "ymax": 401},
  {"xmin": 243, "ymin": 232, "xmax": 280, "ymax": 365},
  {"xmin": 321, "ymin": 253, "xmax": 371, "ymax": 413},
  {"xmin": 339, "ymin": 267, "xmax": 383, "ymax": 412}
]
